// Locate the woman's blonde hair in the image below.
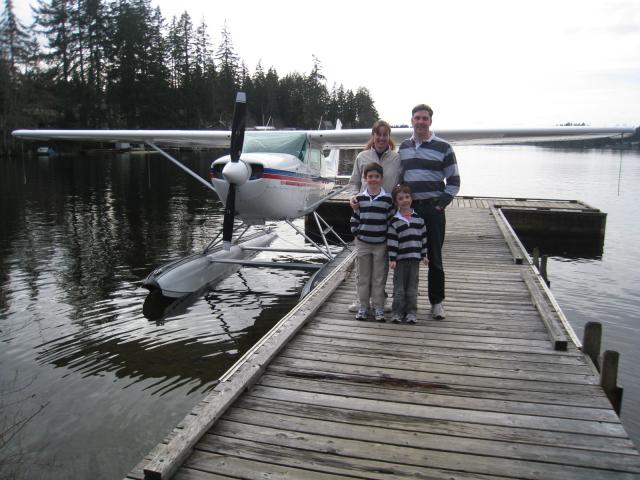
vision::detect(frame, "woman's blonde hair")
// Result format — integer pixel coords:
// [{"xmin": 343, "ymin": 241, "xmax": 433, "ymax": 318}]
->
[{"xmin": 365, "ymin": 120, "xmax": 395, "ymax": 150}]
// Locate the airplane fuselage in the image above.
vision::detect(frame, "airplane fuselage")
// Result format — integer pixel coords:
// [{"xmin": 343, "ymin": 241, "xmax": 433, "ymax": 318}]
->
[{"xmin": 210, "ymin": 131, "xmax": 338, "ymax": 224}]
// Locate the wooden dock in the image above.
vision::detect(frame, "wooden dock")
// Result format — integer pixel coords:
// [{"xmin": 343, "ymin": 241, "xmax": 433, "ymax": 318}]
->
[
  {"xmin": 308, "ymin": 193, "xmax": 608, "ymax": 243},
  {"xmin": 128, "ymin": 199, "xmax": 640, "ymax": 480}
]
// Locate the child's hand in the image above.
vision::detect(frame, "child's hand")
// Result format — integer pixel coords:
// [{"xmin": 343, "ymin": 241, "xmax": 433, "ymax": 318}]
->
[
  {"xmin": 389, "ymin": 261, "xmax": 396, "ymax": 269},
  {"xmin": 421, "ymin": 257, "xmax": 429, "ymax": 266},
  {"xmin": 349, "ymin": 196, "xmax": 359, "ymax": 210}
]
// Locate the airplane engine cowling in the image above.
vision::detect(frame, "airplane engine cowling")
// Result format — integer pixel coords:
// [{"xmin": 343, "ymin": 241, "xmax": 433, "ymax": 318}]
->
[{"xmin": 222, "ymin": 160, "xmax": 251, "ymax": 185}]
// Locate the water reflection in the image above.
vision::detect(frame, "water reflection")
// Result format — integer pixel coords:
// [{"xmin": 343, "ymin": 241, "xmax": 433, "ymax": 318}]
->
[
  {"xmin": 518, "ymin": 234, "xmax": 604, "ymax": 259},
  {"xmin": 0, "ymin": 152, "xmax": 314, "ymax": 478}
]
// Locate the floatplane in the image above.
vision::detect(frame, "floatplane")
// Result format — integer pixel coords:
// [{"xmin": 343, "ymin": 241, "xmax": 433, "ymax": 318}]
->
[{"xmin": 12, "ymin": 93, "xmax": 635, "ymax": 317}]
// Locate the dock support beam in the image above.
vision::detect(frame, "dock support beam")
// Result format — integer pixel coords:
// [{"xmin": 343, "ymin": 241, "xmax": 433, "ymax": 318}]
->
[
  {"xmin": 601, "ymin": 350, "xmax": 624, "ymax": 415},
  {"xmin": 582, "ymin": 321, "xmax": 602, "ymax": 369},
  {"xmin": 531, "ymin": 247, "xmax": 550, "ymax": 286},
  {"xmin": 540, "ymin": 255, "xmax": 549, "ymax": 286},
  {"xmin": 581, "ymin": 321, "xmax": 623, "ymax": 415}
]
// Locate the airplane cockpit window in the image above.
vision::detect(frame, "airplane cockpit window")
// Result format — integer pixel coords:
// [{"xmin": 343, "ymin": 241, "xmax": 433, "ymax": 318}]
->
[
  {"xmin": 244, "ymin": 132, "xmax": 308, "ymax": 161},
  {"xmin": 306, "ymin": 148, "xmax": 322, "ymax": 172}
]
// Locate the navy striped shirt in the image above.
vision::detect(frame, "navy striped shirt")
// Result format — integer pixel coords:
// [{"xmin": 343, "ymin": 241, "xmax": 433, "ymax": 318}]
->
[
  {"xmin": 350, "ymin": 188, "xmax": 393, "ymax": 244},
  {"xmin": 399, "ymin": 134, "xmax": 461, "ymax": 208},
  {"xmin": 387, "ymin": 210, "xmax": 427, "ymax": 261}
]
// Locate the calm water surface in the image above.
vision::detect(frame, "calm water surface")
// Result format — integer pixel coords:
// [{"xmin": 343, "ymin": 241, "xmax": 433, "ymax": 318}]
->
[
  {"xmin": 1, "ymin": 146, "xmax": 639, "ymax": 478},
  {"xmin": 0, "ymin": 152, "xmax": 320, "ymax": 479}
]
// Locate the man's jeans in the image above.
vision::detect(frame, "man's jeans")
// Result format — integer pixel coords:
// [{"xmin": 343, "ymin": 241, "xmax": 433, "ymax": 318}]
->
[{"xmin": 413, "ymin": 202, "xmax": 446, "ymax": 305}]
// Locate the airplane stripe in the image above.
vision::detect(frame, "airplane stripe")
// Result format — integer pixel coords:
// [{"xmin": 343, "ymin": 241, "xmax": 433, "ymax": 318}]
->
[
  {"xmin": 262, "ymin": 168, "xmax": 333, "ymax": 184},
  {"xmin": 262, "ymin": 173, "xmax": 320, "ymax": 184}
]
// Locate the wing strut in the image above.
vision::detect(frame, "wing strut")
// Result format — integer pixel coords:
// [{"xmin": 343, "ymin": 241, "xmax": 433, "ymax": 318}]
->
[{"xmin": 146, "ymin": 142, "xmax": 217, "ymax": 193}]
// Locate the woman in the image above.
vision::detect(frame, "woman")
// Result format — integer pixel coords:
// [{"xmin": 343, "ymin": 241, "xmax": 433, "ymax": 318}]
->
[
  {"xmin": 348, "ymin": 120, "xmax": 401, "ymax": 195},
  {"xmin": 348, "ymin": 120, "xmax": 401, "ymax": 314}
]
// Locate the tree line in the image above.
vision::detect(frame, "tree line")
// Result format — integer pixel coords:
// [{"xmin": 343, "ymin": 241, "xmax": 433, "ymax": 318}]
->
[{"xmin": 0, "ymin": 0, "xmax": 379, "ymax": 153}]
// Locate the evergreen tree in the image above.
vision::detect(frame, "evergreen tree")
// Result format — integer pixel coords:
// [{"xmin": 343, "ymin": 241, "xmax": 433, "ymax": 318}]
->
[
  {"xmin": 105, "ymin": 0, "xmax": 159, "ymax": 127},
  {"xmin": 342, "ymin": 88, "xmax": 356, "ymax": 127},
  {"xmin": 168, "ymin": 11, "xmax": 195, "ymax": 126},
  {"xmin": 250, "ymin": 60, "xmax": 266, "ymax": 126},
  {"xmin": 263, "ymin": 66, "xmax": 279, "ymax": 126},
  {"xmin": 73, "ymin": 0, "xmax": 109, "ymax": 126},
  {"xmin": 328, "ymin": 83, "xmax": 346, "ymax": 124},
  {"xmin": 1, "ymin": 0, "xmax": 38, "ymax": 150},
  {"xmin": 303, "ymin": 55, "xmax": 328, "ymax": 128},
  {"xmin": 353, "ymin": 86, "xmax": 379, "ymax": 127},
  {"xmin": 138, "ymin": 5, "xmax": 170, "ymax": 127},
  {"xmin": 277, "ymin": 72, "xmax": 305, "ymax": 127},
  {"xmin": 173, "ymin": 11, "xmax": 194, "ymax": 88},
  {"xmin": 33, "ymin": 0, "xmax": 74, "ymax": 83},
  {"xmin": 33, "ymin": 0, "xmax": 78, "ymax": 124},
  {"xmin": 1, "ymin": 0, "xmax": 32, "ymax": 73},
  {"xmin": 192, "ymin": 18, "xmax": 215, "ymax": 127},
  {"xmin": 213, "ymin": 22, "xmax": 239, "ymax": 125}
]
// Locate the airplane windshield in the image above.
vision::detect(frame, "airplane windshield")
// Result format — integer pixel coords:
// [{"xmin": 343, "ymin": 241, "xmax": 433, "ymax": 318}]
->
[{"xmin": 243, "ymin": 132, "xmax": 308, "ymax": 160}]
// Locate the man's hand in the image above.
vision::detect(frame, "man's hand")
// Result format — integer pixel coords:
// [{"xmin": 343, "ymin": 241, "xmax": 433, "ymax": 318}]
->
[
  {"xmin": 389, "ymin": 260, "xmax": 396, "ymax": 270},
  {"xmin": 421, "ymin": 257, "xmax": 429, "ymax": 266}
]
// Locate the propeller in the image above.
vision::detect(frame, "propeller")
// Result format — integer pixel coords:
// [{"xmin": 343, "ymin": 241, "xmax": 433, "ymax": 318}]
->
[{"xmin": 221, "ymin": 92, "xmax": 250, "ymax": 250}]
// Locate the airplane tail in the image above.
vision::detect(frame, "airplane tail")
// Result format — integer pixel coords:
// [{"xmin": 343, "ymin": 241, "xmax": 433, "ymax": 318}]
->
[{"xmin": 323, "ymin": 120, "xmax": 342, "ymax": 178}]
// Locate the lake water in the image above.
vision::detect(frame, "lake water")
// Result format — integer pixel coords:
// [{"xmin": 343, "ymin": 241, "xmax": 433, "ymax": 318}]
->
[{"xmin": 1, "ymin": 146, "xmax": 639, "ymax": 479}]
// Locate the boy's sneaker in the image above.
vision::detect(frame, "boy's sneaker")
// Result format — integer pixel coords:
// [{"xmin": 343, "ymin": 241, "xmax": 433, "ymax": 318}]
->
[
  {"xmin": 391, "ymin": 314, "xmax": 402, "ymax": 323},
  {"xmin": 348, "ymin": 299, "xmax": 361, "ymax": 312},
  {"xmin": 406, "ymin": 313, "xmax": 417, "ymax": 324},
  {"xmin": 374, "ymin": 308, "xmax": 385, "ymax": 322},
  {"xmin": 355, "ymin": 308, "xmax": 368, "ymax": 321},
  {"xmin": 432, "ymin": 303, "xmax": 446, "ymax": 320}
]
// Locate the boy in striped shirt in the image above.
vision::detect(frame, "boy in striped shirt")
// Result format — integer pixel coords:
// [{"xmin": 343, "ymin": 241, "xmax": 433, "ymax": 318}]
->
[
  {"xmin": 350, "ymin": 162, "xmax": 393, "ymax": 321},
  {"xmin": 387, "ymin": 184, "xmax": 428, "ymax": 323}
]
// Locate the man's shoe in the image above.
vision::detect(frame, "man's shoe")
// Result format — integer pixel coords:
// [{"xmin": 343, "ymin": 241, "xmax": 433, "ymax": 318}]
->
[
  {"xmin": 374, "ymin": 308, "xmax": 385, "ymax": 322},
  {"xmin": 355, "ymin": 308, "xmax": 368, "ymax": 320},
  {"xmin": 432, "ymin": 303, "xmax": 445, "ymax": 320},
  {"xmin": 348, "ymin": 299, "xmax": 361, "ymax": 313},
  {"xmin": 405, "ymin": 313, "xmax": 417, "ymax": 324}
]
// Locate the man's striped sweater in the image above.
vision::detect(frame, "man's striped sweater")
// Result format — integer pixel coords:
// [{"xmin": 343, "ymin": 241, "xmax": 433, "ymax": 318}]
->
[{"xmin": 399, "ymin": 134, "xmax": 460, "ymax": 208}]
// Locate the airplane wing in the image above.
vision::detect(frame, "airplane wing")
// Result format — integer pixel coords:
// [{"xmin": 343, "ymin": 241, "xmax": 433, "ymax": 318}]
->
[
  {"xmin": 309, "ymin": 126, "xmax": 636, "ymax": 148},
  {"xmin": 11, "ymin": 129, "xmax": 233, "ymax": 148},
  {"xmin": 12, "ymin": 126, "xmax": 635, "ymax": 149}
]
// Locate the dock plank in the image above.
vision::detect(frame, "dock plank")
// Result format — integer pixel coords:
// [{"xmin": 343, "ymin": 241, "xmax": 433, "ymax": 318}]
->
[
  {"xmin": 220, "ymin": 408, "xmax": 640, "ymax": 471},
  {"xmin": 206, "ymin": 421, "xmax": 637, "ymax": 480}
]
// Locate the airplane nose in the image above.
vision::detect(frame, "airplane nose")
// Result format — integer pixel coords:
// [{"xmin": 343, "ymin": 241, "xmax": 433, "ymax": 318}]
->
[{"xmin": 221, "ymin": 160, "xmax": 251, "ymax": 185}]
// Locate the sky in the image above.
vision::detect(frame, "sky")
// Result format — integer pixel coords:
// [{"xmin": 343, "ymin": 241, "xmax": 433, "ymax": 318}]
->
[{"xmin": 12, "ymin": 0, "xmax": 640, "ymax": 128}]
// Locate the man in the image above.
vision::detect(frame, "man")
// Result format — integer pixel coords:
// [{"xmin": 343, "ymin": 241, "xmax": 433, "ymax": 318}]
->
[{"xmin": 399, "ymin": 104, "xmax": 460, "ymax": 319}]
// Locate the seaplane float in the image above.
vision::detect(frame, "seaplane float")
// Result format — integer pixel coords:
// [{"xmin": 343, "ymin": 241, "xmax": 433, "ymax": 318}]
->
[{"xmin": 12, "ymin": 93, "xmax": 635, "ymax": 317}]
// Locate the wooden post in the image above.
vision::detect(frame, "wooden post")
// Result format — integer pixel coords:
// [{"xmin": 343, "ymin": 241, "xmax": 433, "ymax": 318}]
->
[
  {"xmin": 601, "ymin": 350, "xmax": 623, "ymax": 415},
  {"xmin": 532, "ymin": 247, "xmax": 540, "ymax": 270},
  {"xmin": 540, "ymin": 255, "xmax": 550, "ymax": 286},
  {"xmin": 582, "ymin": 321, "xmax": 602, "ymax": 370}
]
